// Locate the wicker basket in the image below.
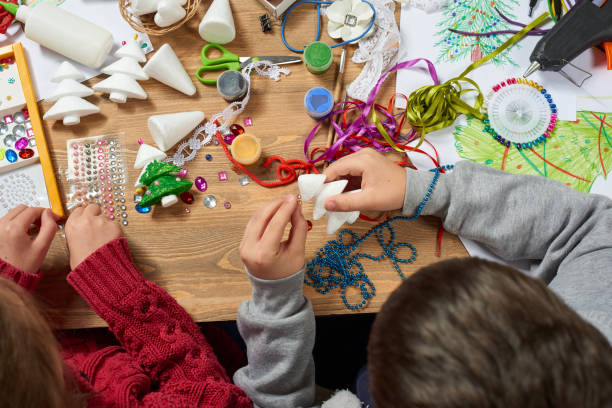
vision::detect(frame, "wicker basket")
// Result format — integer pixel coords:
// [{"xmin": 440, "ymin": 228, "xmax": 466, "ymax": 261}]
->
[{"xmin": 119, "ymin": 0, "xmax": 202, "ymax": 36}]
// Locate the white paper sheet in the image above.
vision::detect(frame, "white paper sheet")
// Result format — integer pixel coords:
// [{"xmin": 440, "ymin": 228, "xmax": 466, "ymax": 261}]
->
[
  {"xmin": 396, "ymin": 2, "xmax": 612, "ymax": 121},
  {"xmin": 0, "ymin": 0, "xmax": 153, "ymax": 100}
]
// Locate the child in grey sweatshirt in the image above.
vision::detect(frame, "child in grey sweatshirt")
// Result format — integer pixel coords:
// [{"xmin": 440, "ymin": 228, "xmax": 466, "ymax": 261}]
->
[{"xmin": 233, "ymin": 148, "xmax": 612, "ymax": 408}]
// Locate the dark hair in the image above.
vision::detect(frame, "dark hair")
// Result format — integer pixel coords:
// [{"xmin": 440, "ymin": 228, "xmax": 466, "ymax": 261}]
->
[
  {"xmin": 369, "ymin": 257, "xmax": 612, "ymax": 408},
  {"xmin": 0, "ymin": 277, "xmax": 88, "ymax": 408}
]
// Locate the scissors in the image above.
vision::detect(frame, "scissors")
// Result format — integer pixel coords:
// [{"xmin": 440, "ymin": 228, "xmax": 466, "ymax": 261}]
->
[{"xmin": 196, "ymin": 43, "xmax": 302, "ymax": 85}]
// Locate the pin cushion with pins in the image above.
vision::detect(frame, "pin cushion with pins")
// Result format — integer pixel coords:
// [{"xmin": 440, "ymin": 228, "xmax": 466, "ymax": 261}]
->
[{"xmin": 484, "ymin": 78, "xmax": 557, "ymax": 150}]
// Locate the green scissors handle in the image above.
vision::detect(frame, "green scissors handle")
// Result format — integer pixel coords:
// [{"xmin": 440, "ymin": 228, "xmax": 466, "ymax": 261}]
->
[{"xmin": 196, "ymin": 43, "xmax": 242, "ymax": 85}]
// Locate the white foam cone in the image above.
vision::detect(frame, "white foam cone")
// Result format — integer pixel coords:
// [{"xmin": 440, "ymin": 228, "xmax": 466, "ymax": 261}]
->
[
  {"xmin": 154, "ymin": 0, "xmax": 186, "ymax": 27},
  {"xmin": 46, "ymin": 79, "xmax": 93, "ymax": 102},
  {"xmin": 134, "ymin": 143, "xmax": 167, "ymax": 169},
  {"xmin": 198, "ymin": 0, "xmax": 235, "ymax": 44},
  {"xmin": 298, "ymin": 174, "xmax": 326, "ymax": 202},
  {"xmin": 93, "ymin": 73, "xmax": 147, "ymax": 103},
  {"xmin": 102, "ymin": 57, "xmax": 149, "ymax": 80},
  {"xmin": 114, "ymin": 40, "xmax": 147, "ymax": 63},
  {"xmin": 143, "ymin": 44, "xmax": 195, "ymax": 96},
  {"xmin": 148, "ymin": 111, "xmax": 205, "ymax": 152},
  {"xmin": 43, "ymin": 96, "xmax": 99, "ymax": 125}
]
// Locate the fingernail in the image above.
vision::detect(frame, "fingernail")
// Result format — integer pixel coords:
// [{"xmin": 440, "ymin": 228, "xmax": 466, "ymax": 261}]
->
[{"xmin": 327, "ymin": 200, "xmax": 336, "ymax": 211}]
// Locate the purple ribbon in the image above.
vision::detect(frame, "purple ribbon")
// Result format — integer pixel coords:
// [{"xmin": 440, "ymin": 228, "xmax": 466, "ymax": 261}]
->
[{"xmin": 304, "ymin": 58, "xmax": 440, "ymax": 164}]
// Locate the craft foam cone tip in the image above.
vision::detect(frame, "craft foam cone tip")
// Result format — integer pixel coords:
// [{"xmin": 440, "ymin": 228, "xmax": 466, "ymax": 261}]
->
[
  {"xmin": 313, "ymin": 180, "xmax": 348, "ymax": 220},
  {"xmin": 52, "ymin": 61, "xmax": 85, "ymax": 82},
  {"xmin": 148, "ymin": 111, "xmax": 205, "ymax": 152},
  {"xmin": 198, "ymin": 0, "xmax": 235, "ymax": 44},
  {"xmin": 298, "ymin": 174, "xmax": 326, "ymax": 202},
  {"xmin": 115, "ymin": 40, "xmax": 147, "ymax": 63},
  {"xmin": 143, "ymin": 44, "xmax": 195, "ymax": 96},
  {"xmin": 102, "ymin": 58, "xmax": 149, "ymax": 80},
  {"xmin": 134, "ymin": 143, "xmax": 167, "ymax": 169},
  {"xmin": 154, "ymin": 0, "xmax": 186, "ymax": 28}
]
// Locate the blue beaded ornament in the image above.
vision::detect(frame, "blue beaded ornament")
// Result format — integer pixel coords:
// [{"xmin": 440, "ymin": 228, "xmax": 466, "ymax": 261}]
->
[{"xmin": 305, "ymin": 165, "xmax": 454, "ymax": 310}]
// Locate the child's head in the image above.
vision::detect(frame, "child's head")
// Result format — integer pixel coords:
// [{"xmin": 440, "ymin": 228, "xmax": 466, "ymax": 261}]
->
[
  {"xmin": 369, "ymin": 258, "xmax": 612, "ymax": 407},
  {"xmin": 0, "ymin": 277, "xmax": 84, "ymax": 407}
]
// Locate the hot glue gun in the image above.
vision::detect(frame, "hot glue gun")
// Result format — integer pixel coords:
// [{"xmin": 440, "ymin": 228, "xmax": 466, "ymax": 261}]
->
[{"xmin": 524, "ymin": 0, "xmax": 612, "ymax": 82}]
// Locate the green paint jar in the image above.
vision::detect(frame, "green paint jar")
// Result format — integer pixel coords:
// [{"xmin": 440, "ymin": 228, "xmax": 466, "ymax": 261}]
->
[{"xmin": 303, "ymin": 41, "xmax": 333, "ymax": 75}]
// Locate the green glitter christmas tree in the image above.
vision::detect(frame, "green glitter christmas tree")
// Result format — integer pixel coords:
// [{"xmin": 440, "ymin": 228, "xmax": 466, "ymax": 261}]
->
[
  {"xmin": 138, "ymin": 161, "xmax": 192, "ymax": 207},
  {"xmin": 454, "ymin": 111, "xmax": 612, "ymax": 193},
  {"xmin": 435, "ymin": 0, "xmax": 520, "ymax": 66}
]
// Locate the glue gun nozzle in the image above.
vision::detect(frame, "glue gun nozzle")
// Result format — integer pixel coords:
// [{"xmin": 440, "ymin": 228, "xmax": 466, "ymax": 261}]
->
[{"xmin": 524, "ymin": 61, "xmax": 540, "ymax": 78}]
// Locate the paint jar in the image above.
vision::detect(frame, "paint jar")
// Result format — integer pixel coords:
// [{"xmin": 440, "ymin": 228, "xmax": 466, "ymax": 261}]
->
[
  {"xmin": 303, "ymin": 41, "xmax": 333, "ymax": 75},
  {"xmin": 217, "ymin": 70, "xmax": 248, "ymax": 102},
  {"xmin": 230, "ymin": 133, "xmax": 262, "ymax": 166},
  {"xmin": 304, "ymin": 87, "xmax": 333, "ymax": 119}
]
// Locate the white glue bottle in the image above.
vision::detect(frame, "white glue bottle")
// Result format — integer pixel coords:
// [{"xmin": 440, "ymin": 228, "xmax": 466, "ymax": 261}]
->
[{"xmin": 0, "ymin": 1, "xmax": 113, "ymax": 68}]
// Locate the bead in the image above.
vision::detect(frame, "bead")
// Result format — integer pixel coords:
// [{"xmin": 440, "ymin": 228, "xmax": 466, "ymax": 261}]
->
[
  {"xmin": 180, "ymin": 191, "xmax": 194, "ymax": 204},
  {"xmin": 12, "ymin": 111, "xmax": 24, "ymax": 123},
  {"xmin": 108, "ymin": 214, "xmax": 115, "ymax": 220},
  {"xmin": 223, "ymin": 132, "xmax": 236, "ymax": 145},
  {"xmin": 203, "ymin": 195, "xmax": 217, "ymax": 208},
  {"xmin": 218, "ymin": 171, "xmax": 228, "ymax": 181},
  {"xmin": 3, "ymin": 115, "xmax": 12, "ymax": 124},
  {"xmin": 243, "ymin": 117, "xmax": 253, "ymax": 127},
  {"xmin": 12, "ymin": 125, "xmax": 25, "ymax": 137},
  {"xmin": 3, "ymin": 134, "xmax": 16, "ymax": 147},
  {"xmin": 135, "ymin": 187, "xmax": 146, "ymax": 195},
  {"xmin": 135, "ymin": 204, "xmax": 151, "ymax": 213},
  {"xmin": 224, "ymin": 201, "xmax": 231, "ymax": 209},
  {"xmin": 205, "ymin": 154, "xmax": 212, "ymax": 161},
  {"xmin": 154, "ymin": 180, "xmax": 160, "ymax": 186},
  {"xmin": 307, "ymin": 220, "xmax": 313, "ymax": 231},
  {"xmin": 5, "ymin": 149, "xmax": 17, "ymax": 163},
  {"xmin": 230, "ymin": 123, "xmax": 245, "ymax": 136},
  {"xmin": 122, "ymin": 220, "xmax": 129, "ymax": 226},
  {"xmin": 239, "ymin": 176, "xmax": 250, "ymax": 186},
  {"xmin": 194, "ymin": 176, "xmax": 208, "ymax": 192},
  {"xmin": 184, "ymin": 208, "xmax": 191, "ymax": 214}
]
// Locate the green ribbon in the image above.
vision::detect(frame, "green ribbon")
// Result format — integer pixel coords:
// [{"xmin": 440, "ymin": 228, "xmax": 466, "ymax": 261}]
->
[{"xmin": 376, "ymin": 12, "xmax": 551, "ymax": 151}]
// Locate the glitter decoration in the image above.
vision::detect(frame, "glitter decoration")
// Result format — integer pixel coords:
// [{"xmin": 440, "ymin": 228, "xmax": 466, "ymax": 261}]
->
[
  {"xmin": 19, "ymin": 149, "xmax": 34, "ymax": 159},
  {"xmin": 3, "ymin": 134, "xmax": 15, "ymax": 147},
  {"xmin": 239, "ymin": 176, "xmax": 250, "ymax": 186},
  {"xmin": 194, "ymin": 176, "xmax": 208, "ymax": 192},
  {"xmin": 203, "ymin": 195, "xmax": 217, "ymax": 208},
  {"xmin": 26, "ymin": 128, "xmax": 34, "ymax": 138},
  {"xmin": 14, "ymin": 137, "xmax": 28, "ymax": 150},
  {"xmin": 180, "ymin": 191, "xmax": 194, "ymax": 204},
  {"xmin": 230, "ymin": 124, "xmax": 245, "ymax": 136},
  {"xmin": 12, "ymin": 111, "xmax": 23, "ymax": 123},
  {"xmin": 136, "ymin": 203, "xmax": 151, "ymax": 213},
  {"xmin": 223, "ymin": 132, "xmax": 236, "ymax": 145},
  {"xmin": 138, "ymin": 138, "xmax": 143, "ymax": 145},
  {"xmin": 3, "ymin": 115, "xmax": 12, "ymax": 124},
  {"xmin": 218, "ymin": 171, "xmax": 228, "ymax": 181},
  {"xmin": 12, "ymin": 125, "xmax": 25, "ymax": 137},
  {"xmin": 243, "ymin": 117, "xmax": 253, "ymax": 127},
  {"xmin": 224, "ymin": 201, "xmax": 231, "ymax": 209},
  {"xmin": 5, "ymin": 149, "xmax": 16, "ymax": 163},
  {"xmin": 7, "ymin": 77, "xmax": 14, "ymax": 84}
]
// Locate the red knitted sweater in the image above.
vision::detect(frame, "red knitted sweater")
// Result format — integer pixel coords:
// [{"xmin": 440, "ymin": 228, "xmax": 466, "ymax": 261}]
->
[{"xmin": 0, "ymin": 238, "xmax": 252, "ymax": 407}]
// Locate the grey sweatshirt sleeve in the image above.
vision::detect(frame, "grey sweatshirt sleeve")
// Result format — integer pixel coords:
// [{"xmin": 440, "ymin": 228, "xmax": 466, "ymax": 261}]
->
[
  {"xmin": 233, "ymin": 267, "xmax": 316, "ymax": 408},
  {"xmin": 403, "ymin": 161, "xmax": 612, "ymax": 342}
]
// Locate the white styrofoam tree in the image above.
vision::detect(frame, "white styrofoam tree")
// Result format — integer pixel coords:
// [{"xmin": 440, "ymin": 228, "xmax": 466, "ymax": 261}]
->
[
  {"xmin": 43, "ymin": 61, "xmax": 99, "ymax": 126},
  {"xmin": 94, "ymin": 41, "xmax": 148, "ymax": 103}
]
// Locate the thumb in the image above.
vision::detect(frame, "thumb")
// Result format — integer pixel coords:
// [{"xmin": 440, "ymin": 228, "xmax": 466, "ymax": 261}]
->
[{"xmin": 325, "ymin": 190, "xmax": 366, "ymax": 212}]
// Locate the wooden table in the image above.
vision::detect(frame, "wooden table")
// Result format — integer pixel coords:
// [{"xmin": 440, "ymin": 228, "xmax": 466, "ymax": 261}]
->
[{"xmin": 37, "ymin": 0, "xmax": 467, "ymax": 329}]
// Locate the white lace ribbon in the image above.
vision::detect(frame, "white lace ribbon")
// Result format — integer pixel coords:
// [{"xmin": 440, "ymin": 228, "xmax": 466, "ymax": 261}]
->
[{"xmin": 166, "ymin": 61, "xmax": 290, "ymax": 166}]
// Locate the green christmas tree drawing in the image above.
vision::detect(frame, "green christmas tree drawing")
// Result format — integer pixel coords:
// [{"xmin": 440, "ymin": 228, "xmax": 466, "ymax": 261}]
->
[
  {"xmin": 138, "ymin": 161, "xmax": 192, "ymax": 207},
  {"xmin": 454, "ymin": 111, "xmax": 612, "ymax": 193},
  {"xmin": 435, "ymin": 0, "xmax": 520, "ymax": 66}
]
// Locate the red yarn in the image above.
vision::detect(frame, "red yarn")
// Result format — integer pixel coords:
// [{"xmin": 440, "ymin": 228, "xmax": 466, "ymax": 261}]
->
[{"xmin": 218, "ymin": 132, "xmax": 318, "ymax": 188}]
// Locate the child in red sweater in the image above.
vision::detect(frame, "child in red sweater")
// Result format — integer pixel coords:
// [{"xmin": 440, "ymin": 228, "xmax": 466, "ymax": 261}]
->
[{"xmin": 0, "ymin": 204, "xmax": 252, "ymax": 407}]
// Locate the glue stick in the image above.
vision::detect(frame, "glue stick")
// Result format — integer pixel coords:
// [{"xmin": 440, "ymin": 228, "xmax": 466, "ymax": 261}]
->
[{"xmin": 0, "ymin": 2, "xmax": 113, "ymax": 69}]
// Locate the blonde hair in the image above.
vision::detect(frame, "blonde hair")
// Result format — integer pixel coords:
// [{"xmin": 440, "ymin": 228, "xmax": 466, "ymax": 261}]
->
[{"xmin": 0, "ymin": 277, "xmax": 87, "ymax": 408}]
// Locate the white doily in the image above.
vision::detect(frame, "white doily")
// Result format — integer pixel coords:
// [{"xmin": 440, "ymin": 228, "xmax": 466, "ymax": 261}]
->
[
  {"xmin": 345, "ymin": 0, "xmax": 401, "ymax": 102},
  {"xmin": 167, "ymin": 61, "xmax": 290, "ymax": 166},
  {"xmin": 406, "ymin": 0, "xmax": 449, "ymax": 12}
]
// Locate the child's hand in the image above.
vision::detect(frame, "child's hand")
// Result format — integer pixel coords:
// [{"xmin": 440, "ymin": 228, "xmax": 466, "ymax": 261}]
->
[
  {"xmin": 323, "ymin": 148, "xmax": 407, "ymax": 213},
  {"xmin": 0, "ymin": 205, "xmax": 59, "ymax": 274},
  {"xmin": 65, "ymin": 204, "xmax": 123, "ymax": 269},
  {"xmin": 240, "ymin": 195, "xmax": 307, "ymax": 280}
]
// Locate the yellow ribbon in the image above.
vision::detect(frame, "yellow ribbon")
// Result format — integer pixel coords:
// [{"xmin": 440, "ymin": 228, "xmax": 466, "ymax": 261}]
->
[{"xmin": 375, "ymin": 12, "xmax": 551, "ymax": 152}]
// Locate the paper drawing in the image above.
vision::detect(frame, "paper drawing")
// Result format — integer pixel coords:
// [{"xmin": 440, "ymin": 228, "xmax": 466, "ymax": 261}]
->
[
  {"xmin": 435, "ymin": 0, "xmax": 521, "ymax": 66},
  {"xmin": 454, "ymin": 111, "xmax": 612, "ymax": 193}
]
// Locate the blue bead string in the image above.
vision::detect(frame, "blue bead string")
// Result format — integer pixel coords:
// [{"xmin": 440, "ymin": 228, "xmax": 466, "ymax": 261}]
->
[
  {"xmin": 280, "ymin": 0, "xmax": 377, "ymax": 54},
  {"xmin": 305, "ymin": 165, "xmax": 454, "ymax": 310}
]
